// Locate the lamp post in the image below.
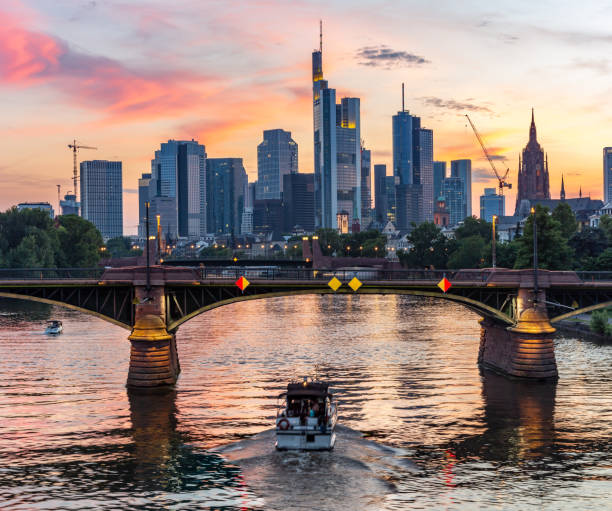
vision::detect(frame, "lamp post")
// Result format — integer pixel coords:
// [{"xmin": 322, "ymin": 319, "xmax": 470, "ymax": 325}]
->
[
  {"xmin": 531, "ymin": 207, "xmax": 538, "ymax": 301},
  {"xmin": 145, "ymin": 201, "xmax": 151, "ymax": 293},
  {"xmin": 492, "ymin": 215, "xmax": 497, "ymax": 269}
]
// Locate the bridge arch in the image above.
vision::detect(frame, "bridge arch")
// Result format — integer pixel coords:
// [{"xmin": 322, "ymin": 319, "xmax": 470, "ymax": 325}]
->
[
  {"xmin": 0, "ymin": 292, "xmax": 132, "ymax": 331},
  {"xmin": 166, "ymin": 288, "xmax": 514, "ymax": 332},
  {"xmin": 550, "ymin": 300, "xmax": 612, "ymax": 323}
]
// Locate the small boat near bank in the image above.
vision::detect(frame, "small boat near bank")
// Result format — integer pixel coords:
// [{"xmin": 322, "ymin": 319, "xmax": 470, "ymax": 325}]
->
[
  {"xmin": 45, "ymin": 320, "xmax": 63, "ymax": 335},
  {"xmin": 275, "ymin": 380, "xmax": 337, "ymax": 451}
]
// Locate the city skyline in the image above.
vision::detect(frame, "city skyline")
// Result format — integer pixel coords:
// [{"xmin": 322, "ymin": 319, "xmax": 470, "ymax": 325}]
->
[{"xmin": 1, "ymin": 1, "xmax": 612, "ymax": 233}]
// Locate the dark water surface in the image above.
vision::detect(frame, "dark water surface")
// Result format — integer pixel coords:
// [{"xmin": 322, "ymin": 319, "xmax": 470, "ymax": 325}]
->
[{"xmin": 0, "ymin": 295, "xmax": 610, "ymax": 510}]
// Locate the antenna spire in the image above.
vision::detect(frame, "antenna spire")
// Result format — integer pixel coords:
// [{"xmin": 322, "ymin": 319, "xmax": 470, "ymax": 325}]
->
[
  {"xmin": 402, "ymin": 83, "xmax": 405, "ymax": 112},
  {"xmin": 319, "ymin": 20, "xmax": 322, "ymax": 52}
]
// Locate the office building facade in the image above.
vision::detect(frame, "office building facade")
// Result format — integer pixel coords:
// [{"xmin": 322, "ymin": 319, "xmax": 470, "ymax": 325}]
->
[
  {"xmin": 283, "ymin": 173, "xmax": 315, "ymax": 232},
  {"xmin": 17, "ymin": 202, "xmax": 54, "ymax": 219},
  {"xmin": 441, "ymin": 177, "xmax": 465, "ymax": 226},
  {"xmin": 256, "ymin": 129, "xmax": 298, "ymax": 200},
  {"xmin": 374, "ymin": 164, "xmax": 387, "ymax": 223},
  {"xmin": 604, "ymin": 147, "xmax": 612, "ymax": 204},
  {"xmin": 80, "ymin": 160, "xmax": 123, "ymax": 239},
  {"xmin": 480, "ymin": 187, "xmax": 505, "ymax": 221},
  {"xmin": 433, "ymin": 161, "xmax": 446, "ymax": 202},
  {"xmin": 137, "ymin": 173, "xmax": 151, "ymax": 239},
  {"xmin": 206, "ymin": 158, "xmax": 247, "ymax": 235},
  {"xmin": 450, "ymin": 159, "xmax": 472, "ymax": 218},
  {"xmin": 360, "ymin": 147, "xmax": 371, "ymax": 227}
]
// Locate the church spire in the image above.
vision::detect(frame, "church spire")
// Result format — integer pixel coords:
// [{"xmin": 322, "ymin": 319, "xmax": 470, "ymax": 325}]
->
[
  {"xmin": 560, "ymin": 174, "xmax": 566, "ymax": 200},
  {"xmin": 529, "ymin": 108, "xmax": 537, "ymax": 143},
  {"xmin": 579, "ymin": 186, "xmax": 582, "ymax": 198}
]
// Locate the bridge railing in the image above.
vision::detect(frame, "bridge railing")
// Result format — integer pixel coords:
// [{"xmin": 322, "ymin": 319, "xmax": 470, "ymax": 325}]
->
[
  {"xmin": 576, "ymin": 271, "xmax": 612, "ymax": 281},
  {"xmin": 0, "ymin": 268, "xmax": 105, "ymax": 280},
  {"xmin": 198, "ymin": 267, "xmax": 491, "ymax": 282}
]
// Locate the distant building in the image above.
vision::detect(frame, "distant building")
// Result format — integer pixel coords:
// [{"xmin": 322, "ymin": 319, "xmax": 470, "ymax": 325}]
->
[
  {"xmin": 374, "ymin": 164, "xmax": 387, "ymax": 222},
  {"xmin": 17, "ymin": 202, "xmax": 54, "ymax": 219},
  {"xmin": 336, "ymin": 97, "xmax": 361, "ymax": 228},
  {"xmin": 433, "ymin": 161, "xmax": 446, "ymax": 203},
  {"xmin": 59, "ymin": 194, "xmax": 79, "ymax": 216},
  {"xmin": 360, "ymin": 147, "xmax": 372, "ymax": 226},
  {"xmin": 433, "ymin": 196, "xmax": 450, "ymax": 227},
  {"xmin": 283, "ymin": 173, "xmax": 315, "ymax": 233},
  {"xmin": 515, "ymin": 110, "xmax": 550, "ymax": 213},
  {"xmin": 206, "ymin": 158, "xmax": 247, "ymax": 235},
  {"xmin": 480, "ymin": 187, "xmax": 505, "ymax": 221},
  {"xmin": 604, "ymin": 147, "xmax": 612, "ymax": 204},
  {"xmin": 256, "ymin": 129, "xmax": 298, "ymax": 200},
  {"xmin": 150, "ymin": 196, "xmax": 178, "ymax": 240},
  {"xmin": 385, "ymin": 175, "xmax": 398, "ymax": 224},
  {"xmin": 522, "ymin": 197, "xmax": 603, "ymax": 230},
  {"xmin": 396, "ymin": 184, "xmax": 422, "ymax": 231},
  {"xmin": 450, "ymin": 159, "xmax": 472, "ymax": 219},
  {"xmin": 253, "ymin": 199, "xmax": 284, "ymax": 239},
  {"xmin": 80, "ymin": 160, "xmax": 123, "ymax": 239},
  {"xmin": 241, "ymin": 207, "xmax": 254, "ymax": 235},
  {"xmin": 137, "ymin": 172, "xmax": 151, "ymax": 239},
  {"xmin": 441, "ymin": 176, "xmax": 465, "ymax": 226}
]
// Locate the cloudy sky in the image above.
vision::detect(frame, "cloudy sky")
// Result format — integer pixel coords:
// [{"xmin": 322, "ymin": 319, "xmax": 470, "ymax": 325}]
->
[{"xmin": 1, "ymin": 0, "xmax": 611, "ymax": 233}]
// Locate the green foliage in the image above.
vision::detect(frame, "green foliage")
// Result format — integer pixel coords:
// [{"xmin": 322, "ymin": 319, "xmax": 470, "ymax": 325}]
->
[
  {"xmin": 106, "ymin": 236, "xmax": 142, "ymax": 258},
  {"xmin": 199, "ymin": 245, "xmax": 232, "ymax": 258},
  {"xmin": 590, "ymin": 310, "xmax": 611, "ymax": 336},
  {"xmin": 398, "ymin": 222, "xmax": 453, "ymax": 269},
  {"xmin": 552, "ymin": 202, "xmax": 577, "ymax": 239},
  {"xmin": 314, "ymin": 228, "xmax": 343, "ymax": 256},
  {"xmin": 56, "ymin": 215, "xmax": 104, "ymax": 267},
  {"xmin": 599, "ymin": 215, "xmax": 612, "ymax": 244},
  {"xmin": 513, "ymin": 205, "xmax": 573, "ymax": 270},
  {"xmin": 568, "ymin": 227, "xmax": 608, "ymax": 268},
  {"xmin": 314, "ymin": 228, "xmax": 386, "ymax": 258},
  {"xmin": 455, "ymin": 217, "xmax": 492, "ymax": 243},
  {"xmin": 447, "ymin": 235, "xmax": 486, "ymax": 269}
]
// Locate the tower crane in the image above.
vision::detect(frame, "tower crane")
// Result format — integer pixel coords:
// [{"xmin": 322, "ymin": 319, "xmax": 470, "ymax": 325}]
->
[
  {"xmin": 67, "ymin": 140, "xmax": 97, "ymax": 202},
  {"xmin": 465, "ymin": 115, "xmax": 512, "ymax": 197}
]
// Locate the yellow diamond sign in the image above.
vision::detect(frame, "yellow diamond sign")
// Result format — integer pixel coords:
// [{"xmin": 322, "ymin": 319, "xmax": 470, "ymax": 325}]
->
[
  {"xmin": 328, "ymin": 277, "xmax": 342, "ymax": 291},
  {"xmin": 348, "ymin": 277, "xmax": 362, "ymax": 292}
]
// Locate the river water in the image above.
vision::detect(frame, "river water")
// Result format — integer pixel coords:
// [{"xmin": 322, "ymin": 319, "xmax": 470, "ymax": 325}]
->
[{"xmin": 0, "ymin": 295, "xmax": 610, "ymax": 510}]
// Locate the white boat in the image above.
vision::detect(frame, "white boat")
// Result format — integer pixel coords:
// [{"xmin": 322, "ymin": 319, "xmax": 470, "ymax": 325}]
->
[
  {"xmin": 45, "ymin": 320, "xmax": 63, "ymax": 335},
  {"xmin": 275, "ymin": 379, "xmax": 337, "ymax": 451}
]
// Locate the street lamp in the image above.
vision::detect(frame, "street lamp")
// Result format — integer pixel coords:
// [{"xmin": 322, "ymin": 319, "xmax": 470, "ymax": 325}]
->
[{"xmin": 492, "ymin": 215, "xmax": 497, "ymax": 269}]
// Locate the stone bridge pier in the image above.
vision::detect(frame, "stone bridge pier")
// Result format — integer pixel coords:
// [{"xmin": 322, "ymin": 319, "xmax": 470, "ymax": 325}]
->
[
  {"xmin": 127, "ymin": 285, "xmax": 180, "ymax": 389},
  {"xmin": 479, "ymin": 288, "xmax": 558, "ymax": 380}
]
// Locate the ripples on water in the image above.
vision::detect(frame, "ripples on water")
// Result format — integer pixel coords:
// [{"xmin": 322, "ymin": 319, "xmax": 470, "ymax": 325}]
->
[{"xmin": 0, "ymin": 295, "xmax": 610, "ymax": 510}]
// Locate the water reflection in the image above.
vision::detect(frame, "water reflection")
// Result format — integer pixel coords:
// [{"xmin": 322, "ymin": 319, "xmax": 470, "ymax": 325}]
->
[{"xmin": 454, "ymin": 369, "xmax": 556, "ymax": 461}]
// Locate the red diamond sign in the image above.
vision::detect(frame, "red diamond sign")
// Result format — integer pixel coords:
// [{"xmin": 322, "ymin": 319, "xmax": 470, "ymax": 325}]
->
[
  {"xmin": 235, "ymin": 276, "xmax": 250, "ymax": 292},
  {"xmin": 437, "ymin": 277, "xmax": 452, "ymax": 293}
]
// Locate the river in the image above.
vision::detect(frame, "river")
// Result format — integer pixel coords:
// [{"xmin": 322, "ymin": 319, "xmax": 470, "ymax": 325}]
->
[{"xmin": 0, "ymin": 295, "xmax": 610, "ymax": 510}]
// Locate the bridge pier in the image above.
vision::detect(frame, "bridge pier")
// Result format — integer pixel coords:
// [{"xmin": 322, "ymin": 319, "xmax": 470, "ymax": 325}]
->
[
  {"xmin": 479, "ymin": 289, "xmax": 558, "ymax": 381},
  {"xmin": 127, "ymin": 285, "xmax": 180, "ymax": 389}
]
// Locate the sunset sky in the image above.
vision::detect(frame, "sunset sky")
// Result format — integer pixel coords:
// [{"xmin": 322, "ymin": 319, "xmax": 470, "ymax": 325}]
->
[{"xmin": 1, "ymin": 0, "xmax": 611, "ymax": 233}]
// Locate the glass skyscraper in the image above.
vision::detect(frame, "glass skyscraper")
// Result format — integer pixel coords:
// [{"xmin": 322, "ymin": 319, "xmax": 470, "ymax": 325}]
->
[
  {"xmin": 80, "ymin": 160, "xmax": 123, "ymax": 239},
  {"xmin": 433, "ymin": 161, "xmax": 446, "ymax": 201},
  {"xmin": 137, "ymin": 173, "xmax": 151, "ymax": 239},
  {"xmin": 360, "ymin": 147, "xmax": 371, "ymax": 226},
  {"xmin": 450, "ymin": 159, "xmax": 472, "ymax": 218},
  {"xmin": 256, "ymin": 129, "xmax": 298, "ymax": 200},
  {"xmin": 441, "ymin": 176, "xmax": 465, "ymax": 226},
  {"xmin": 374, "ymin": 164, "xmax": 387, "ymax": 223},
  {"xmin": 604, "ymin": 147, "xmax": 612, "ymax": 204},
  {"xmin": 312, "ymin": 32, "xmax": 361, "ymax": 230},
  {"xmin": 480, "ymin": 187, "xmax": 505, "ymax": 221},
  {"xmin": 206, "ymin": 158, "xmax": 247, "ymax": 235}
]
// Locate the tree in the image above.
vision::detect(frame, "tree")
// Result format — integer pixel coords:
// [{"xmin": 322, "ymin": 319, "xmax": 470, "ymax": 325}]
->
[
  {"xmin": 106, "ymin": 236, "xmax": 142, "ymax": 258},
  {"xmin": 315, "ymin": 228, "xmax": 342, "ymax": 256},
  {"xmin": 599, "ymin": 215, "xmax": 612, "ymax": 244},
  {"xmin": 552, "ymin": 202, "xmax": 577, "ymax": 239},
  {"xmin": 447, "ymin": 235, "xmax": 486, "ymax": 269},
  {"xmin": 56, "ymin": 215, "xmax": 103, "ymax": 267},
  {"xmin": 513, "ymin": 205, "xmax": 573, "ymax": 270},
  {"xmin": 399, "ymin": 222, "xmax": 453, "ymax": 269},
  {"xmin": 199, "ymin": 245, "xmax": 231, "ymax": 258},
  {"xmin": 568, "ymin": 227, "xmax": 608, "ymax": 268},
  {"xmin": 455, "ymin": 217, "xmax": 492, "ymax": 243}
]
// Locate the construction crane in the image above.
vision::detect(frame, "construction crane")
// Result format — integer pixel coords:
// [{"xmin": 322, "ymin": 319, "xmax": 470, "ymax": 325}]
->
[
  {"xmin": 465, "ymin": 114, "xmax": 512, "ymax": 197},
  {"xmin": 67, "ymin": 140, "xmax": 97, "ymax": 202}
]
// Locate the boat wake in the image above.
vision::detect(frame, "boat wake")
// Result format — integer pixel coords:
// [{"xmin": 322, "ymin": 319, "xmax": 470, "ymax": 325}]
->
[{"xmin": 214, "ymin": 425, "xmax": 419, "ymax": 511}]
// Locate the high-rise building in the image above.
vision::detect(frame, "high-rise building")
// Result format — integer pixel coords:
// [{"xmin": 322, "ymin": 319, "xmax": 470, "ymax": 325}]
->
[
  {"xmin": 360, "ymin": 147, "xmax": 371, "ymax": 227},
  {"xmin": 515, "ymin": 109, "xmax": 550, "ymax": 213},
  {"xmin": 149, "ymin": 140, "xmax": 206, "ymax": 239},
  {"xmin": 283, "ymin": 173, "xmax": 315, "ymax": 232},
  {"xmin": 253, "ymin": 199, "xmax": 284, "ymax": 238},
  {"xmin": 59, "ymin": 194, "xmax": 79, "ymax": 216},
  {"xmin": 450, "ymin": 159, "xmax": 472, "ymax": 218},
  {"xmin": 480, "ymin": 187, "xmax": 505, "ymax": 221},
  {"xmin": 374, "ymin": 164, "xmax": 387, "ymax": 223},
  {"xmin": 17, "ymin": 202, "xmax": 54, "ymax": 219},
  {"xmin": 385, "ymin": 175, "xmax": 398, "ymax": 224},
  {"xmin": 419, "ymin": 129, "xmax": 434, "ymax": 221},
  {"xmin": 312, "ymin": 27, "xmax": 361, "ymax": 230},
  {"xmin": 396, "ymin": 184, "xmax": 422, "ymax": 230},
  {"xmin": 150, "ymin": 196, "xmax": 178, "ymax": 240},
  {"xmin": 256, "ymin": 129, "xmax": 298, "ymax": 200},
  {"xmin": 80, "ymin": 160, "xmax": 123, "ymax": 239},
  {"xmin": 137, "ymin": 172, "xmax": 151, "ymax": 239},
  {"xmin": 604, "ymin": 147, "xmax": 612, "ymax": 204},
  {"xmin": 433, "ymin": 161, "xmax": 446, "ymax": 203},
  {"xmin": 441, "ymin": 176, "xmax": 465, "ymax": 226},
  {"xmin": 206, "ymin": 158, "xmax": 247, "ymax": 235}
]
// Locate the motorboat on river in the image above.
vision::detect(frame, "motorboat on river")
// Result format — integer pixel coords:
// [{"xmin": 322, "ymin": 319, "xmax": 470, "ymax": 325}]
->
[
  {"xmin": 45, "ymin": 320, "xmax": 63, "ymax": 335},
  {"xmin": 275, "ymin": 379, "xmax": 337, "ymax": 451}
]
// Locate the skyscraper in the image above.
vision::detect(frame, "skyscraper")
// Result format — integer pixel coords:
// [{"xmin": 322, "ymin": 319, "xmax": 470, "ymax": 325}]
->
[
  {"xmin": 80, "ymin": 160, "xmax": 123, "ymax": 239},
  {"xmin": 206, "ymin": 158, "xmax": 247, "ymax": 235},
  {"xmin": 450, "ymin": 159, "xmax": 472, "ymax": 218},
  {"xmin": 149, "ymin": 140, "xmax": 207, "ymax": 239},
  {"xmin": 138, "ymin": 172, "xmax": 151, "ymax": 239},
  {"xmin": 312, "ymin": 25, "xmax": 361, "ymax": 230},
  {"xmin": 515, "ymin": 109, "xmax": 550, "ymax": 213},
  {"xmin": 374, "ymin": 164, "xmax": 387, "ymax": 223},
  {"xmin": 256, "ymin": 129, "xmax": 298, "ymax": 200},
  {"xmin": 360, "ymin": 147, "xmax": 371, "ymax": 227},
  {"xmin": 419, "ymin": 129, "xmax": 434, "ymax": 221},
  {"xmin": 385, "ymin": 175, "xmax": 399, "ymax": 224},
  {"xmin": 283, "ymin": 173, "xmax": 315, "ymax": 232},
  {"xmin": 441, "ymin": 176, "xmax": 465, "ymax": 226},
  {"xmin": 604, "ymin": 147, "xmax": 612, "ymax": 204},
  {"xmin": 480, "ymin": 188, "xmax": 505, "ymax": 221},
  {"xmin": 433, "ymin": 161, "xmax": 446, "ymax": 202}
]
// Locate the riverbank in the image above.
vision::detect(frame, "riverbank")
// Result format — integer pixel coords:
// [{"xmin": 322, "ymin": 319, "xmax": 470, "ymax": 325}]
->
[{"xmin": 555, "ymin": 318, "xmax": 612, "ymax": 343}]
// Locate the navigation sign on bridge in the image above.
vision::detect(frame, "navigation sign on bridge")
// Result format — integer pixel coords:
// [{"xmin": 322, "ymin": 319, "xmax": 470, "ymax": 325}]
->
[
  {"xmin": 348, "ymin": 277, "xmax": 362, "ymax": 292},
  {"xmin": 235, "ymin": 276, "xmax": 250, "ymax": 292},
  {"xmin": 328, "ymin": 277, "xmax": 342, "ymax": 291},
  {"xmin": 438, "ymin": 277, "xmax": 452, "ymax": 293}
]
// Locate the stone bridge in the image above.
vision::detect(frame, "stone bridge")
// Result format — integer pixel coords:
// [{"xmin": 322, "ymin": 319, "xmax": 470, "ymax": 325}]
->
[{"xmin": 1, "ymin": 266, "xmax": 611, "ymax": 388}]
